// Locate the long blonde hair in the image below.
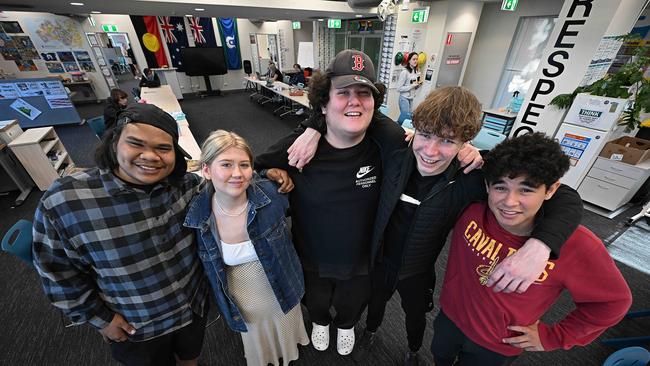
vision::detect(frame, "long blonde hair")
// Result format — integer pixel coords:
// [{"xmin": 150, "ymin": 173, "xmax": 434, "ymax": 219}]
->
[{"xmin": 200, "ymin": 130, "xmax": 254, "ymax": 167}]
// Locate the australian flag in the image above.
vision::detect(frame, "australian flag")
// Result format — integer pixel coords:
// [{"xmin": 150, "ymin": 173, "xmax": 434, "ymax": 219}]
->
[
  {"xmin": 158, "ymin": 16, "xmax": 188, "ymax": 71},
  {"xmin": 188, "ymin": 16, "xmax": 217, "ymax": 47}
]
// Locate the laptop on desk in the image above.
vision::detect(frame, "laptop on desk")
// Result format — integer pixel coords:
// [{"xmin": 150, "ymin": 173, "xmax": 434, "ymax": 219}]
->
[{"xmin": 255, "ymin": 71, "xmax": 267, "ymax": 81}]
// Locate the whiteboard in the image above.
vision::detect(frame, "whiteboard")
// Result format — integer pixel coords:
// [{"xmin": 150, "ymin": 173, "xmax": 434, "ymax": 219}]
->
[{"xmin": 297, "ymin": 42, "xmax": 314, "ymax": 68}]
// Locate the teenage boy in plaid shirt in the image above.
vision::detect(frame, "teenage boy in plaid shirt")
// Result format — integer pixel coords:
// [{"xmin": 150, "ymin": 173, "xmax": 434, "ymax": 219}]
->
[{"xmin": 33, "ymin": 104, "xmax": 209, "ymax": 366}]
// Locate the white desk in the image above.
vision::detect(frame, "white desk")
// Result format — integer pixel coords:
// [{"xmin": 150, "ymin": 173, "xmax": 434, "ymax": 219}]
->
[
  {"xmin": 152, "ymin": 68, "xmax": 183, "ymax": 100},
  {"xmin": 245, "ymin": 77, "xmax": 310, "ymax": 108},
  {"xmin": 140, "ymin": 86, "xmax": 201, "ymax": 160}
]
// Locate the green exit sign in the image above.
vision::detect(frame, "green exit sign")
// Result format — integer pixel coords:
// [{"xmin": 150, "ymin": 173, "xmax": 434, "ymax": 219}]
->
[
  {"xmin": 411, "ymin": 9, "xmax": 428, "ymax": 23},
  {"xmin": 327, "ymin": 19, "xmax": 341, "ymax": 29},
  {"xmin": 102, "ymin": 24, "xmax": 118, "ymax": 32},
  {"xmin": 292, "ymin": 21, "xmax": 301, "ymax": 30},
  {"xmin": 501, "ymin": 0, "xmax": 518, "ymax": 11}
]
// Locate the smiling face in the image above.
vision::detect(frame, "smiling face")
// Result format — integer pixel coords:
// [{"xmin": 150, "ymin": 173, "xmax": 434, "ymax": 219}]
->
[
  {"xmin": 202, "ymin": 147, "xmax": 253, "ymax": 200},
  {"xmin": 409, "ymin": 53, "xmax": 418, "ymax": 68},
  {"xmin": 323, "ymin": 84, "xmax": 375, "ymax": 148},
  {"xmin": 412, "ymin": 130, "xmax": 464, "ymax": 176},
  {"xmin": 487, "ymin": 176, "xmax": 560, "ymax": 236},
  {"xmin": 114, "ymin": 123, "xmax": 176, "ymax": 185}
]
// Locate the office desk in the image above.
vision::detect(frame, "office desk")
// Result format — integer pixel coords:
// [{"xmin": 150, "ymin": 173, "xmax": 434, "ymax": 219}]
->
[
  {"xmin": 245, "ymin": 77, "xmax": 310, "ymax": 116},
  {"xmin": 140, "ymin": 86, "xmax": 202, "ymax": 160}
]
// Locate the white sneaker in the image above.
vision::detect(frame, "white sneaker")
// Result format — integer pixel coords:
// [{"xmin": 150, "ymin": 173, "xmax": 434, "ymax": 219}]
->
[
  {"xmin": 295, "ymin": 108, "xmax": 305, "ymax": 115},
  {"xmin": 311, "ymin": 323, "xmax": 329, "ymax": 351},
  {"xmin": 337, "ymin": 327, "xmax": 355, "ymax": 355}
]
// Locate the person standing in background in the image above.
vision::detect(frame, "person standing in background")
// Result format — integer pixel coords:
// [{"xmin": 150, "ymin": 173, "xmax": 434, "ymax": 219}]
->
[{"xmin": 396, "ymin": 52, "xmax": 422, "ymax": 126}]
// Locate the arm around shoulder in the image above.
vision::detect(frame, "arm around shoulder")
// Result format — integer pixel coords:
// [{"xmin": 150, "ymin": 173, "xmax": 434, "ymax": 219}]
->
[{"xmin": 531, "ymin": 184, "xmax": 583, "ymax": 258}]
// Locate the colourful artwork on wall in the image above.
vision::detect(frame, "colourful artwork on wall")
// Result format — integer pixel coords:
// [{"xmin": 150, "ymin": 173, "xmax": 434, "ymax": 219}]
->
[
  {"xmin": 15, "ymin": 59, "xmax": 38, "ymax": 71},
  {"xmin": 62, "ymin": 61, "xmax": 80, "ymax": 72},
  {"xmin": 45, "ymin": 62, "xmax": 65, "ymax": 73},
  {"xmin": 78, "ymin": 61, "xmax": 96, "ymax": 72},
  {"xmin": 57, "ymin": 51, "xmax": 75, "ymax": 62}
]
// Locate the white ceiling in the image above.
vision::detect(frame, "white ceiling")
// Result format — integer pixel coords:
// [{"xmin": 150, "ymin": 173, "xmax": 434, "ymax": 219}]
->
[{"xmin": 0, "ymin": 0, "xmax": 379, "ymax": 21}]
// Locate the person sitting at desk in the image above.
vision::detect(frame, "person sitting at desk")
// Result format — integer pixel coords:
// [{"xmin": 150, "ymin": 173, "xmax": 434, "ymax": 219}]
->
[
  {"xmin": 103, "ymin": 88, "xmax": 129, "ymax": 131},
  {"xmin": 266, "ymin": 62, "xmax": 283, "ymax": 82},
  {"xmin": 139, "ymin": 68, "xmax": 161, "ymax": 88},
  {"xmin": 289, "ymin": 64, "xmax": 306, "ymax": 86}
]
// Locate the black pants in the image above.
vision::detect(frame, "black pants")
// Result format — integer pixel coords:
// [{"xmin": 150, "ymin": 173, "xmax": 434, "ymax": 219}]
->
[
  {"xmin": 304, "ymin": 270, "xmax": 371, "ymax": 329},
  {"xmin": 366, "ymin": 267, "xmax": 433, "ymax": 352},
  {"xmin": 110, "ymin": 310, "xmax": 207, "ymax": 366},
  {"xmin": 431, "ymin": 311, "xmax": 517, "ymax": 366}
]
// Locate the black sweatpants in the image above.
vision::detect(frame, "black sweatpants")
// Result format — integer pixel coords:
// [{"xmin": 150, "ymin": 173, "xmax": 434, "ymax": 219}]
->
[
  {"xmin": 431, "ymin": 310, "xmax": 517, "ymax": 366},
  {"xmin": 304, "ymin": 270, "xmax": 371, "ymax": 329},
  {"xmin": 365, "ymin": 266, "xmax": 433, "ymax": 352}
]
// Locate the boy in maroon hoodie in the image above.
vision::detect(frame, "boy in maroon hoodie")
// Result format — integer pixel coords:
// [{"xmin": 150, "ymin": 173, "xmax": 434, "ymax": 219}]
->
[{"xmin": 432, "ymin": 132, "xmax": 632, "ymax": 366}]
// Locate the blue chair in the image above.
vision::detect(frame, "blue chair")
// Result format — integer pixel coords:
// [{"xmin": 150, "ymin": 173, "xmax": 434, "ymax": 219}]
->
[
  {"xmin": 472, "ymin": 128, "xmax": 506, "ymax": 150},
  {"xmin": 86, "ymin": 116, "xmax": 106, "ymax": 139},
  {"xmin": 1, "ymin": 219, "xmax": 33, "ymax": 266},
  {"xmin": 603, "ymin": 346, "xmax": 650, "ymax": 366}
]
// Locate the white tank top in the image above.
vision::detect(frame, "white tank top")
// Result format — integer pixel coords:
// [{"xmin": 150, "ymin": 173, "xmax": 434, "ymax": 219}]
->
[{"xmin": 220, "ymin": 240, "xmax": 259, "ymax": 266}]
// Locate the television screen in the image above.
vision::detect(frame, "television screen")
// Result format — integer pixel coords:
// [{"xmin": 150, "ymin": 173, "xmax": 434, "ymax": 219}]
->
[{"xmin": 181, "ymin": 47, "xmax": 228, "ymax": 76}]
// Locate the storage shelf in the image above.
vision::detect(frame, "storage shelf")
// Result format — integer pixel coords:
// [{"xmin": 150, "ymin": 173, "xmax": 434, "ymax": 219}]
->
[
  {"xmin": 41, "ymin": 138, "xmax": 59, "ymax": 154},
  {"xmin": 52, "ymin": 151, "xmax": 68, "ymax": 170}
]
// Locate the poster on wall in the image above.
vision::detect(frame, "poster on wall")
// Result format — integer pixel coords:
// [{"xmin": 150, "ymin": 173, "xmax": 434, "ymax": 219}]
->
[
  {"xmin": 14, "ymin": 35, "xmax": 40, "ymax": 60},
  {"xmin": 0, "ymin": 46, "xmax": 20, "ymax": 60},
  {"xmin": 62, "ymin": 61, "xmax": 80, "ymax": 72},
  {"xmin": 23, "ymin": 17, "xmax": 84, "ymax": 49},
  {"xmin": 57, "ymin": 51, "xmax": 75, "ymax": 61},
  {"xmin": 100, "ymin": 66, "xmax": 111, "ymax": 76},
  {"xmin": 78, "ymin": 61, "xmax": 96, "ymax": 72},
  {"xmin": 86, "ymin": 33, "xmax": 99, "ymax": 47},
  {"xmin": 96, "ymin": 57, "xmax": 106, "ymax": 66},
  {"xmin": 0, "ymin": 83, "xmax": 19, "ymax": 99},
  {"xmin": 41, "ymin": 52, "xmax": 57, "ymax": 61},
  {"xmin": 15, "ymin": 81, "xmax": 43, "ymax": 96},
  {"xmin": 0, "ymin": 21, "xmax": 23, "ymax": 34},
  {"xmin": 10, "ymin": 98, "xmax": 42, "ymax": 120},
  {"xmin": 15, "ymin": 60, "xmax": 38, "ymax": 71},
  {"xmin": 73, "ymin": 50, "xmax": 91, "ymax": 61},
  {"xmin": 92, "ymin": 47, "xmax": 102, "ymax": 57},
  {"xmin": 45, "ymin": 61, "xmax": 65, "ymax": 73}
]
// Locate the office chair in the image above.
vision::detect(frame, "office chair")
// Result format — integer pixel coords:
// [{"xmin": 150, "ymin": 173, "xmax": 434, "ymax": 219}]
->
[
  {"xmin": 602, "ymin": 346, "xmax": 650, "ymax": 366},
  {"xmin": 472, "ymin": 128, "xmax": 506, "ymax": 150},
  {"xmin": 1, "ymin": 219, "xmax": 33, "ymax": 266},
  {"xmin": 86, "ymin": 116, "xmax": 106, "ymax": 139}
]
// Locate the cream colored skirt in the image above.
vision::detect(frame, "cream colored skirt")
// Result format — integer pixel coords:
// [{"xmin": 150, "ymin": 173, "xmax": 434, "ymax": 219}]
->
[{"xmin": 227, "ymin": 261, "xmax": 309, "ymax": 366}]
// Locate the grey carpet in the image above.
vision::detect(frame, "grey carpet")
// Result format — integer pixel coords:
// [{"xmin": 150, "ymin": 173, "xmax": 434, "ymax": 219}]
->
[
  {"xmin": 1, "ymin": 91, "xmax": 648, "ymax": 366},
  {"xmin": 608, "ymin": 220, "xmax": 650, "ymax": 276}
]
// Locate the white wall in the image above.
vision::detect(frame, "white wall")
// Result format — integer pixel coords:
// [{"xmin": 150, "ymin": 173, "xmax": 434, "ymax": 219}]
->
[
  {"xmin": 82, "ymin": 14, "xmax": 148, "ymax": 70},
  {"xmin": 461, "ymin": 0, "xmax": 564, "ymax": 107},
  {"xmin": 384, "ymin": 1, "xmax": 483, "ymax": 121},
  {"xmin": 0, "ymin": 11, "xmax": 111, "ymax": 99},
  {"xmin": 293, "ymin": 21, "xmax": 314, "ymax": 67}
]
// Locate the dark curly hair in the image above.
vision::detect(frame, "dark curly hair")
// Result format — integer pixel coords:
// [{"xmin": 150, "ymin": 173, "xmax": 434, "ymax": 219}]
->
[
  {"xmin": 305, "ymin": 70, "xmax": 385, "ymax": 132},
  {"xmin": 412, "ymin": 86, "xmax": 482, "ymax": 142},
  {"xmin": 483, "ymin": 132, "xmax": 570, "ymax": 189},
  {"xmin": 94, "ymin": 122, "xmax": 187, "ymax": 184}
]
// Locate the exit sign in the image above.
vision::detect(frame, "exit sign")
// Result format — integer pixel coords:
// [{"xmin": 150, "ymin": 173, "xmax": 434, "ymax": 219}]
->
[
  {"xmin": 102, "ymin": 24, "xmax": 118, "ymax": 32},
  {"xmin": 501, "ymin": 0, "xmax": 518, "ymax": 11},
  {"xmin": 411, "ymin": 9, "xmax": 429, "ymax": 23},
  {"xmin": 292, "ymin": 21, "xmax": 301, "ymax": 30},
  {"xmin": 327, "ymin": 19, "xmax": 341, "ymax": 29}
]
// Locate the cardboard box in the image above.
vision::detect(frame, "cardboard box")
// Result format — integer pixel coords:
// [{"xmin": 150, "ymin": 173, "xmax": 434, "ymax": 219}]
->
[{"xmin": 599, "ymin": 136, "xmax": 650, "ymax": 165}]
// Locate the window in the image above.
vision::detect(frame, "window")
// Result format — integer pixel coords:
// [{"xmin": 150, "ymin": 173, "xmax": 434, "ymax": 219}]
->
[{"xmin": 492, "ymin": 16, "xmax": 557, "ymax": 109}]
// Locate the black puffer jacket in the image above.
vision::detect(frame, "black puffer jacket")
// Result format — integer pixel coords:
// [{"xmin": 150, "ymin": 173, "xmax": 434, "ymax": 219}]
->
[{"xmin": 371, "ymin": 147, "xmax": 582, "ymax": 283}]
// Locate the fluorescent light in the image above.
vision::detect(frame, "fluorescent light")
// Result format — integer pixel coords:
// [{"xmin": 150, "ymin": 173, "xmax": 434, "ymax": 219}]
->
[
  {"xmin": 91, "ymin": 10, "xmax": 101, "ymax": 14},
  {"xmin": 317, "ymin": 18, "xmax": 324, "ymax": 21},
  {"xmin": 355, "ymin": 14, "xmax": 363, "ymax": 18},
  {"xmin": 195, "ymin": 8, "xmax": 205, "ymax": 11},
  {"xmin": 185, "ymin": 14, "xmax": 193, "ymax": 17},
  {"xmin": 70, "ymin": 2, "xmax": 84, "ymax": 5}
]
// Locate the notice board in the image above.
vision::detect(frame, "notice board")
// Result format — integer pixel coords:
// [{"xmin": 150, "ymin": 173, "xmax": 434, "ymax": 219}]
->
[{"xmin": 0, "ymin": 77, "xmax": 81, "ymax": 128}]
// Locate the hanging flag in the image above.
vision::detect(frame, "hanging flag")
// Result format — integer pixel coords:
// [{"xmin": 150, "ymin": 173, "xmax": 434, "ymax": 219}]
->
[
  {"xmin": 158, "ymin": 16, "xmax": 189, "ymax": 71},
  {"xmin": 188, "ymin": 17, "xmax": 217, "ymax": 47},
  {"xmin": 217, "ymin": 18, "xmax": 242, "ymax": 70},
  {"xmin": 130, "ymin": 15, "xmax": 169, "ymax": 68}
]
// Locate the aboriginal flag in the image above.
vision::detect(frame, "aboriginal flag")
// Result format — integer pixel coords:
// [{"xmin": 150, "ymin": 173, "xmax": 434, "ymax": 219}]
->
[{"xmin": 130, "ymin": 15, "xmax": 169, "ymax": 68}]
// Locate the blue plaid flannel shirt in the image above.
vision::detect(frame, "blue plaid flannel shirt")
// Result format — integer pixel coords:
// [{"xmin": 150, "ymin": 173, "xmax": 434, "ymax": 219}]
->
[{"xmin": 33, "ymin": 168, "xmax": 208, "ymax": 341}]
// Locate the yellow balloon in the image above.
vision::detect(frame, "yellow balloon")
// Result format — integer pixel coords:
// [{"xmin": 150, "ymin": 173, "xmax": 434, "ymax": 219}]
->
[
  {"xmin": 417, "ymin": 52, "xmax": 427, "ymax": 67},
  {"xmin": 142, "ymin": 33, "xmax": 160, "ymax": 52}
]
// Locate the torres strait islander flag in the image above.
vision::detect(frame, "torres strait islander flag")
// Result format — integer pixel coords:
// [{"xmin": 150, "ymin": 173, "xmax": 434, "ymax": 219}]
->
[
  {"xmin": 217, "ymin": 18, "xmax": 242, "ymax": 70},
  {"xmin": 130, "ymin": 15, "xmax": 169, "ymax": 68}
]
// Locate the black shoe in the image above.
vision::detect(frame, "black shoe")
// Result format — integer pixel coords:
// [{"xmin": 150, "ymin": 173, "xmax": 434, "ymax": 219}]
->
[
  {"xmin": 404, "ymin": 351, "xmax": 419, "ymax": 366},
  {"xmin": 351, "ymin": 329, "xmax": 376, "ymax": 363}
]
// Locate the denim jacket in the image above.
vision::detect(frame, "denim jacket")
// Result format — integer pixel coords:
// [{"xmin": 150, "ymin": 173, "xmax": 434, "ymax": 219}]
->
[{"xmin": 184, "ymin": 178, "xmax": 304, "ymax": 332}]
